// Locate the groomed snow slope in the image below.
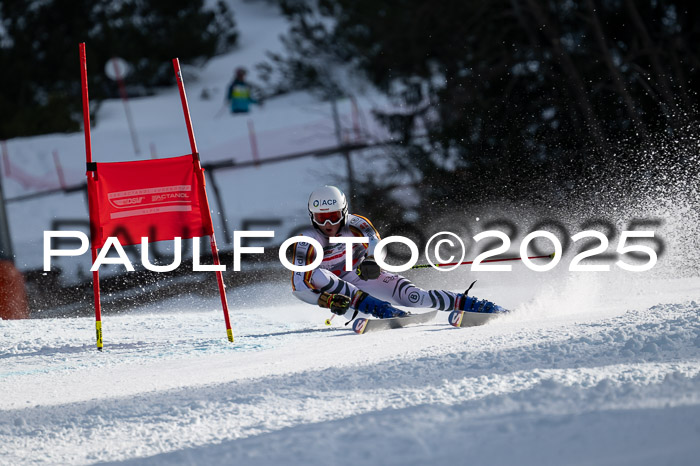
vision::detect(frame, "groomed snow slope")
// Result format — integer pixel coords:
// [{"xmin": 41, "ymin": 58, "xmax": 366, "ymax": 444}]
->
[{"xmin": 1, "ymin": 271, "xmax": 699, "ymax": 465}]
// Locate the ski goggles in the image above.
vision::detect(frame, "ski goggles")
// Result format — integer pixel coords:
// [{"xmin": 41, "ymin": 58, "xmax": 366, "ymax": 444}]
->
[{"xmin": 313, "ymin": 210, "xmax": 343, "ymax": 226}]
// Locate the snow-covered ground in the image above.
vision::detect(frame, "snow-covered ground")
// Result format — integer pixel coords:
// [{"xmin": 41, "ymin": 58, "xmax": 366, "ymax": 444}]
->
[
  {"xmin": 1, "ymin": 1, "xmax": 699, "ymax": 465},
  {"xmin": 1, "ymin": 270, "xmax": 699, "ymax": 465}
]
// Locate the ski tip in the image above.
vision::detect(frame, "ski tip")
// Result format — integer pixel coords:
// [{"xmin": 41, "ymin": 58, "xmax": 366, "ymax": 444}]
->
[
  {"xmin": 352, "ymin": 318, "xmax": 369, "ymax": 334},
  {"xmin": 448, "ymin": 310, "xmax": 464, "ymax": 327}
]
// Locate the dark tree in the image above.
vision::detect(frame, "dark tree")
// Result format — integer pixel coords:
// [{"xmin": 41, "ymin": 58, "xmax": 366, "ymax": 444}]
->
[
  {"xmin": 0, "ymin": 0, "xmax": 238, "ymax": 139},
  {"xmin": 266, "ymin": 0, "xmax": 700, "ymax": 212}
]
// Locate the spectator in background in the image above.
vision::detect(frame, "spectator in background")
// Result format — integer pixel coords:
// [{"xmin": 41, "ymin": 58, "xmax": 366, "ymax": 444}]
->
[{"xmin": 227, "ymin": 67, "xmax": 258, "ymax": 114}]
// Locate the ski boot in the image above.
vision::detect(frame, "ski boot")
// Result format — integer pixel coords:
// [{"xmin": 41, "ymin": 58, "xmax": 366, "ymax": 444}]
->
[
  {"xmin": 455, "ymin": 280, "xmax": 506, "ymax": 314},
  {"xmin": 449, "ymin": 281, "xmax": 508, "ymax": 328},
  {"xmin": 352, "ymin": 291, "xmax": 408, "ymax": 319}
]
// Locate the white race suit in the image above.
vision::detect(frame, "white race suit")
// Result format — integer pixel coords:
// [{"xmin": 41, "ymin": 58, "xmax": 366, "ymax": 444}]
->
[{"xmin": 291, "ymin": 214, "xmax": 461, "ymax": 317}]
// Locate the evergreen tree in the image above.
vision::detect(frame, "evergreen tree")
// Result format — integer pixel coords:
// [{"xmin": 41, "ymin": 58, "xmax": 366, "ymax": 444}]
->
[
  {"xmin": 0, "ymin": 0, "xmax": 238, "ymax": 139},
  {"xmin": 268, "ymin": 0, "xmax": 700, "ymax": 210}
]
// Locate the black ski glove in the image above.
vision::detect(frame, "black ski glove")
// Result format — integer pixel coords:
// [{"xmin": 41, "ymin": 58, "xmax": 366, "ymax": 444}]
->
[
  {"xmin": 356, "ymin": 259, "xmax": 381, "ymax": 280},
  {"xmin": 318, "ymin": 292, "xmax": 351, "ymax": 315}
]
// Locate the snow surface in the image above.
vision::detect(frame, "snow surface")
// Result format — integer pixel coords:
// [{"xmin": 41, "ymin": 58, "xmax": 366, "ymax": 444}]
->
[
  {"xmin": 1, "ymin": 272, "xmax": 699, "ymax": 465},
  {"xmin": 1, "ymin": 1, "xmax": 700, "ymax": 465}
]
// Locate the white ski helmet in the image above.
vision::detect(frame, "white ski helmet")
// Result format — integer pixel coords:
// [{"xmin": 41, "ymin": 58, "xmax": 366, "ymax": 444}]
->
[{"xmin": 308, "ymin": 185, "xmax": 348, "ymax": 229}]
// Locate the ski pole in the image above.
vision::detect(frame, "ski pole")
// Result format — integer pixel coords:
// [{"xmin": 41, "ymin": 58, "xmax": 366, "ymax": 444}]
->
[
  {"xmin": 411, "ymin": 252, "xmax": 555, "ymax": 269},
  {"xmin": 324, "ymin": 312, "xmax": 356, "ymax": 327}
]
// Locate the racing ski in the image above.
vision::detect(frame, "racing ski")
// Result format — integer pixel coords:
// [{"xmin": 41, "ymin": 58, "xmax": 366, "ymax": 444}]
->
[
  {"xmin": 448, "ymin": 309, "xmax": 510, "ymax": 328},
  {"xmin": 352, "ymin": 310, "xmax": 438, "ymax": 334}
]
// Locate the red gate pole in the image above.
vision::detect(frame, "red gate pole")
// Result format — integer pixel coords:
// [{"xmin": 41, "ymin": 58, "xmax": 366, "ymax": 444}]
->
[
  {"xmin": 80, "ymin": 43, "xmax": 103, "ymax": 350},
  {"xmin": 173, "ymin": 58, "xmax": 234, "ymax": 343},
  {"xmin": 52, "ymin": 150, "xmax": 67, "ymax": 189}
]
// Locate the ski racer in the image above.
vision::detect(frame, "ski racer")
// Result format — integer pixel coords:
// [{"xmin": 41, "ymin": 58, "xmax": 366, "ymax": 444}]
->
[{"xmin": 291, "ymin": 185, "xmax": 506, "ymax": 320}]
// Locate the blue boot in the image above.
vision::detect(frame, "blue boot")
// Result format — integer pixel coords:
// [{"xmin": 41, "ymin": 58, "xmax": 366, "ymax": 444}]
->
[
  {"xmin": 456, "ymin": 281, "xmax": 506, "ymax": 314},
  {"xmin": 353, "ymin": 291, "xmax": 408, "ymax": 319},
  {"xmin": 456, "ymin": 295, "xmax": 506, "ymax": 313}
]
